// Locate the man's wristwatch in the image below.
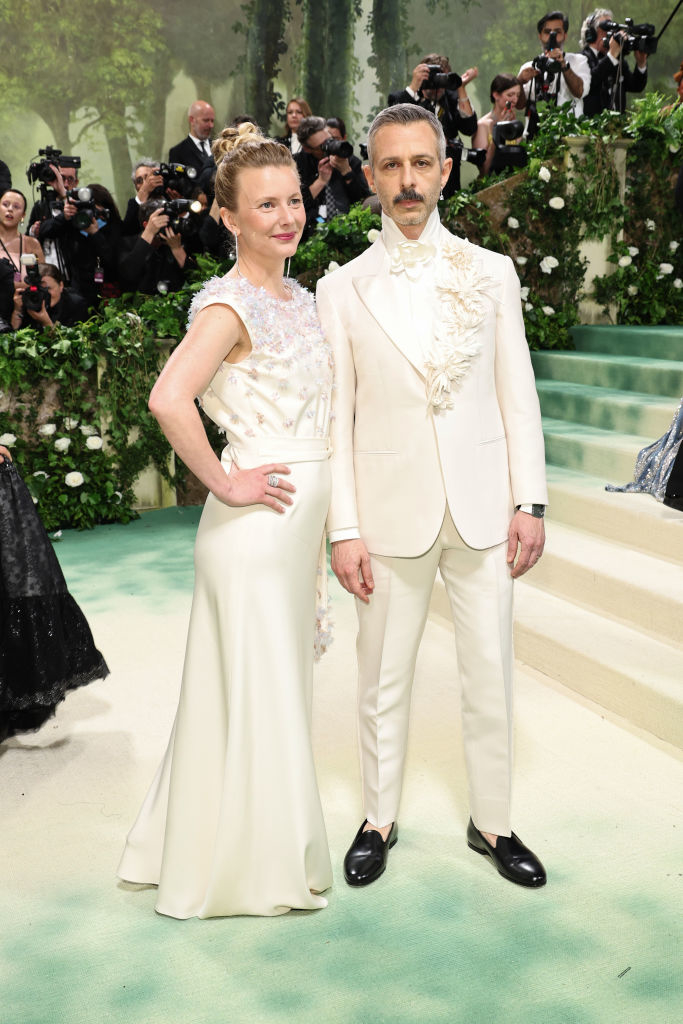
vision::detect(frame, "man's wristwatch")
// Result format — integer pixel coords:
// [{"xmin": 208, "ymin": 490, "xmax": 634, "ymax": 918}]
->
[{"xmin": 516, "ymin": 504, "xmax": 546, "ymax": 518}]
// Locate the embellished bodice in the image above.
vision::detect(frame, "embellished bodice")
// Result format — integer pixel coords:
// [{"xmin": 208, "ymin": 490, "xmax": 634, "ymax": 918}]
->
[{"xmin": 188, "ymin": 275, "xmax": 334, "ymax": 444}]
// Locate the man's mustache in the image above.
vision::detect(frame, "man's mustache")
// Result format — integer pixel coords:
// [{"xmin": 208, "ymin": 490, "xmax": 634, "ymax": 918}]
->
[{"xmin": 393, "ymin": 189, "xmax": 424, "ymax": 204}]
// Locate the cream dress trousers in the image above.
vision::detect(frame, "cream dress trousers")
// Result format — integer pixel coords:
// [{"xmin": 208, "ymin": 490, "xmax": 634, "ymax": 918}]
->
[{"xmin": 118, "ymin": 275, "xmax": 334, "ymax": 918}]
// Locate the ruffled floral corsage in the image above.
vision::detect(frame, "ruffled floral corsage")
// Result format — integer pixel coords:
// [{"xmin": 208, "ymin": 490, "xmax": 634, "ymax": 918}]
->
[{"xmin": 425, "ymin": 238, "xmax": 495, "ymax": 411}]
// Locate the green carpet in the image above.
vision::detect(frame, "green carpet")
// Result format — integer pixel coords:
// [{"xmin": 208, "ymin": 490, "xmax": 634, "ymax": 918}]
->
[{"xmin": 2, "ymin": 509, "xmax": 681, "ymax": 1024}]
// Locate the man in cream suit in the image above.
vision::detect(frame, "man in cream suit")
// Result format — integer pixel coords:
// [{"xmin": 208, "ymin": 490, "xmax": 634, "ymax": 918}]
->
[{"xmin": 316, "ymin": 104, "xmax": 548, "ymax": 889}]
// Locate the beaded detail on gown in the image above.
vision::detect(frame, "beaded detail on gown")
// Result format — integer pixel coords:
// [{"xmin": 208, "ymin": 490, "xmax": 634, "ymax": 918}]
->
[
  {"xmin": 0, "ymin": 459, "xmax": 109, "ymax": 742},
  {"xmin": 606, "ymin": 397, "xmax": 683, "ymax": 501},
  {"xmin": 118, "ymin": 275, "xmax": 335, "ymax": 918}
]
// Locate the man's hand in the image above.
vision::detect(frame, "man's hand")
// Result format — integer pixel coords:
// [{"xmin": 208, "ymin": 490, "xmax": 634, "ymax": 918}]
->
[
  {"xmin": 317, "ymin": 157, "xmax": 333, "ymax": 185},
  {"xmin": 162, "ymin": 226, "xmax": 187, "ymax": 266},
  {"xmin": 137, "ymin": 172, "xmax": 163, "ymax": 203},
  {"xmin": 517, "ymin": 65, "xmax": 539, "ymax": 84},
  {"xmin": 331, "ymin": 539, "xmax": 374, "ymax": 603},
  {"xmin": 141, "ymin": 207, "xmax": 169, "ymax": 244},
  {"xmin": 63, "ymin": 199, "xmax": 78, "ymax": 221},
  {"xmin": 506, "ymin": 510, "xmax": 545, "ymax": 579},
  {"xmin": 461, "ymin": 66, "xmax": 478, "ymax": 86},
  {"xmin": 634, "ymin": 46, "xmax": 648, "ymax": 70},
  {"xmin": 329, "ymin": 155, "xmax": 351, "ymax": 177},
  {"xmin": 50, "ymin": 165, "xmax": 67, "ymax": 199},
  {"xmin": 409, "ymin": 62, "xmax": 431, "ymax": 93}
]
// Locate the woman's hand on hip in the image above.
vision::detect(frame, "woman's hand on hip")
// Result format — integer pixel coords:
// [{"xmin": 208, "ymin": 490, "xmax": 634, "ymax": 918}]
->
[{"xmin": 222, "ymin": 462, "xmax": 295, "ymax": 513}]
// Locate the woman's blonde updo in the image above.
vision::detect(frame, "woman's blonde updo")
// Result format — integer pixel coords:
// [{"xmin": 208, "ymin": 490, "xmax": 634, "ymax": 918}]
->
[{"xmin": 212, "ymin": 122, "xmax": 297, "ymax": 211}]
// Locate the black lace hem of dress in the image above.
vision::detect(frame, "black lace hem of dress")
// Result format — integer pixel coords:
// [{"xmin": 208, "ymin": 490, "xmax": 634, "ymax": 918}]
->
[{"xmin": 1, "ymin": 593, "xmax": 109, "ymax": 741}]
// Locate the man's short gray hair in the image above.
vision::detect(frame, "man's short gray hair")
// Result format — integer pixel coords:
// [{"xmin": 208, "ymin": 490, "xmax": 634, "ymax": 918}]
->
[
  {"xmin": 131, "ymin": 157, "xmax": 159, "ymax": 181},
  {"xmin": 297, "ymin": 115, "xmax": 327, "ymax": 147},
  {"xmin": 579, "ymin": 8, "xmax": 612, "ymax": 48},
  {"xmin": 367, "ymin": 104, "xmax": 446, "ymax": 168}
]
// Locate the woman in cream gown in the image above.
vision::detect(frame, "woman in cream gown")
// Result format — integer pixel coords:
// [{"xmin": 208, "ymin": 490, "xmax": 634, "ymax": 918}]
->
[{"xmin": 118, "ymin": 124, "xmax": 334, "ymax": 918}]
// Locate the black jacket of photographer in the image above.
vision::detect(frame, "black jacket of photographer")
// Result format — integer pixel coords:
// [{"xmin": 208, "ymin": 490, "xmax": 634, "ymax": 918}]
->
[
  {"xmin": 118, "ymin": 228, "xmax": 195, "ymax": 296},
  {"xmin": 294, "ymin": 151, "xmax": 369, "ymax": 239},
  {"xmin": 582, "ymin": 46, "xmax": 647, "ymax": 116},
  {"xmin": 17, "ymin": 287, "xmax": 89, "ymax": 330},
  {"xmin": 388, "ymin": 87, "xmax": 477, "ymax": 194},
  {"xmin": 28, "ymin": 197, "xmax": 121, "ymax": 308}
]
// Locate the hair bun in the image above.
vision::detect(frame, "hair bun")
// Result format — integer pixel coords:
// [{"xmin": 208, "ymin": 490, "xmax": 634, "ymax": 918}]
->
[{"xmin": 212, "ymin": 122, "xmax": 263, "ymax": 162}]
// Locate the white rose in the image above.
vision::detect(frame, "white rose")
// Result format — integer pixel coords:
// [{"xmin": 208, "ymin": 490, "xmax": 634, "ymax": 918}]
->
[
  {"xmin": 516, "ymin": 256, "xmax": 528, "ymax": 266},
  {"xmin": 519, "ymin": 286, "xmax": 530, "ymax": 300},
  {"xmin": 79, "ymin": 425, "xmax": 97, "ymax": 436},
  {"xmin": 32, "ymin": 496, "xmax": 38, "ymax": 504},
  {"xmin": 524, "ymin": 302, "xmax": 533, "ymax": 311},
  {"xmin": 51, "ymin": 530, "xmax": 62, "ymax": 540},
  {"xmin": 538, "ymin": 166, "xmax": 551, "ymax": 182},
  {"xmin": 673, "ymin": 279, "xmax": 683, "ymax": 289},
  {"xmin": 0, "ymin": 432, "xmax": 16, "ymax": 445},
  {"xmin": 542, "ymin": 305, "xmax": 555, "ymax": 316},
  {"xmin": 324, "ymin": 261, "xmax": 341, "ymax": 276},
  {"xmin": 86, "ymin": 435, "xmax": 103, "ymax": 450},
  {"xmin": 546, "ymin": 256, "xmax": 559, "ymax": 268},
  {"xmin": 507, "ymin": 217, "xmax": 519, "ymax": 229},
  {"xmin": 659, "ymin": 263, "xmax": 674, "ymax": 275},
  {"xmin": 65, "ymin": 471, "xmax": 84, "ymax": 488},
  {"xmin": 645, "ymin": 219, "xmax": 656, "ymax": 231},
  {"xmin": 54, "ymin": 437, "xmax": 71, "ymax": 453},
  {"xmin": 64, "ymin": 417, "xmax": 79, "ymax": 430},
  {"xmin": 618, "ymin": 255, "xmax": 632, "ymax": 268},
  {"xmin": 32, "ymin": 470, "xmax": 49, "ymax": 478},
  {"xmin": 548, "ymin": 196, "xmax": 565, "ymax": 210},
  {"xmin": 669, "ymin": 241, "xmax": 680, "ymax": 252},
  {"xmin": 39, "ymin": 423, "xmax": 57, "ymax": 436},
  {"xmin": 669, "ymin": 144, "xmax": 680, "ymax": 154},
  {"xmin": 627, "ymin": 246, "xmax": 639, "ymax": 257},
  {"xmin": 367, "ymin": 229, "xmax": 380, "ymax": 243},
  {"xmin": 114, "ymin": 490, "xmax": 122, "ymax": 502},
  {"xmin": 540, "ymin": 255, "xmax": 559, "ymax": 274},
  {"xmin": 627, "ymin": 285, "xmax": 638, "ymax": 296}
]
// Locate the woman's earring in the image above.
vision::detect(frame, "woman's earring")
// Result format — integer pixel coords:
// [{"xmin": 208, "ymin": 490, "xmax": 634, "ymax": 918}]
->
[
  {"xmin": 286, "ymin": 256, "xmax": 291, "ymax": 279},
  {"xmin": 440, "ymin": 190, "xmax": 445, "ymax": 201},
  {"xmin": 233, "ymin": 233, "xmax": 240, "ymax": 274}
]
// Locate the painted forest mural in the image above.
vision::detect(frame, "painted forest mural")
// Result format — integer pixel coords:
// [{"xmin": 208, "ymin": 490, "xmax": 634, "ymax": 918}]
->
[{"xmin": 0, "ymin": 0, "xmax": 680, "ymax": 206}]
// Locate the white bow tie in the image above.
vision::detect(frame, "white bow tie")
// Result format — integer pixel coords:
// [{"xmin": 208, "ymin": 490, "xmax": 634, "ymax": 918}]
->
[{"xmin": 389, "ymin": 240, "xmax": 436, "ymax": 279}]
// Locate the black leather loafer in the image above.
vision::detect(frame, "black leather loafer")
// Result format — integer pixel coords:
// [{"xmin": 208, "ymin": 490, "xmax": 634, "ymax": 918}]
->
[
  {"xmin": 343, "ymin": 819, "xmax": 398, "ymax": 886},
  {"xmin": 467, "ymin": 818, "xmax": 546, "ymax": 888}
]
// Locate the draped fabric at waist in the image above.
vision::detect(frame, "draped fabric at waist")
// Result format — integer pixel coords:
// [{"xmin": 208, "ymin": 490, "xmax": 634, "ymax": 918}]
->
[{"xmin": 221, "ymin": 435, "xmax": 331, "ymax": 469}]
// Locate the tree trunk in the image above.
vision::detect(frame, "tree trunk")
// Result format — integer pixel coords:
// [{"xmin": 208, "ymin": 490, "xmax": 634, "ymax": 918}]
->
[
  {"xmin": 245, "ymin": 0, "xmax": 288, "ymax": 130},
  {"xmin": 300, "ymin": 0, "xmax": 328, "ymax": 114},
  {"xmin": 101, "ymin": 105, "xmax": 134, "ymax": 210},
  {"xmin": 325, "ymin": 1, "xmax": 358, "ymax": 128},
  {"xmin": 371, "ymin": 0, "xmax": 408, "ymax": 102},
  {"xmin": 143, "ymin": 68, "xmax": 174, "ymax": 163}
]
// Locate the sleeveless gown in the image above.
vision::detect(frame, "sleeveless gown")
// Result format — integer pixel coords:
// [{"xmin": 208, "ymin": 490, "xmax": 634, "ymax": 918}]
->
[{"xmin": 118, "ymin": 276, "xmax": 335, "ymax": 918}]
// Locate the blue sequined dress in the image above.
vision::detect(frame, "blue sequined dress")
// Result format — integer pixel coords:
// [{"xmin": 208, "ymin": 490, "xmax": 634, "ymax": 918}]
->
[{"xmin": 118, "ymin": 275, "xmax": 335, "ymax": 918}]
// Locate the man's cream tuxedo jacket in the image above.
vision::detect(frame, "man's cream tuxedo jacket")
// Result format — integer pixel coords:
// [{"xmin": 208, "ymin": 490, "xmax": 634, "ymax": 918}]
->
[{"xmin": 316, "ymin": 227, "xmax": 548, "ymax": 555}]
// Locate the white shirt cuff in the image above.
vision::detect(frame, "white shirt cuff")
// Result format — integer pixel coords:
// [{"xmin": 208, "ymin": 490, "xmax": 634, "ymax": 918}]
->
[
  {"xmin": 329, "ymin": 527, "xmax": 361, "ymax": 543},
  {"xmin": 406, "ymin": 86, "xmax": 420, "ymax": 100}
]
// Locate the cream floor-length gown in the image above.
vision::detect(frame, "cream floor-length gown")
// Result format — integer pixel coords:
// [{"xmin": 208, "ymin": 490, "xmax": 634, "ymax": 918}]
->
[{"xmin": 118, "ymin": 275, "xmax": 334, "ymax": 918}]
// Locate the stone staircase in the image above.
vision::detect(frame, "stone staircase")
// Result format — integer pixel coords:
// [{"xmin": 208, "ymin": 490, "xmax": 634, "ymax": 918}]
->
[{"xmin": 435, "ymin": 325, "xmax": 683, "ymax": 749}]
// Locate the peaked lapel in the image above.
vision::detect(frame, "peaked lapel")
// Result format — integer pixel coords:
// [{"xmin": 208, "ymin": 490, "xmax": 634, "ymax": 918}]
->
[{"xmin": 351, "ymin": 240, "xmax": 426, "ymax": 377}]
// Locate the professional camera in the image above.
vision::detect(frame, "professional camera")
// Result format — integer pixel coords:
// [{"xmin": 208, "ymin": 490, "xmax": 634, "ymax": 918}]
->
[
  {"xmin": 153, "ymin": 162, "xmax": 198, "ymax": 198},
  {"xmin": 491, "ymin": 121, "xmax": 527, "ymax": 171},
  {"xmin": 424, "ymin": 65, "xmax": 463, "ymax": 91},
  {"xmin": 598, "ymin": 18, "xmax": 658, "ymax": 55},
  {"xmin": 447, "ymin": 140, "xmax": 487, "ymax": 169},
  {"xmin": 62, "ymin": 187, "xmax": 110, "ymax": 231},
  {"xmin": 27, "ymin": 146, "xmax": 81, "ymax": 187},
  {"xmin": 148, "ymin": 198, "xmax": 203, "ymax": 234},
  {"xmin": 20, "ymin": 254, "xmax": 51, "ymax": 313},
  {"xmin": 321, "ymin": 137, "xmax": 354, "ymax": 159},
  {"xmin": 532, "ymin": 30, "xmax": 563, "ymax": 74}
]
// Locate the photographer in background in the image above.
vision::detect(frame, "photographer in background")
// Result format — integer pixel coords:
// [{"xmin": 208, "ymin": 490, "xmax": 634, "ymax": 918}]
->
[
  {"xmin": 30, "ymin": 181, "xmax": 122, "ymax": 309},
  {"xmin": 10, "ymin": 262, "xmax": 88, "ymax": 330},
  {"xmin": 472, "ymin": 75, "xmax": 523, "ymax": 176},
  {"xmin": 580, "ymin": 9, "xmax": 648, "ymax": 115},
  {"xmin": 294, "ymin": 116, "xmax": 369, "ymax": 239},
  {"xmin": 122, "ymin": 159, "xmax": 165, "ymax": 236},
  {"xmin": 388, "ymin": 54, "xmax": 479, "ymax": 196},
  {"xmin": 118, "ymin": 199, "xmax": 196, "ymax": 295},
  {"xmin": 27, "ymin": 157, "xmax": 80, "ymax": 276},
  {"xmin": 518, "ymin": 12, "xmax": 591, "ymax": 122}
]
